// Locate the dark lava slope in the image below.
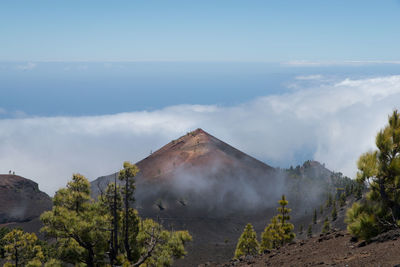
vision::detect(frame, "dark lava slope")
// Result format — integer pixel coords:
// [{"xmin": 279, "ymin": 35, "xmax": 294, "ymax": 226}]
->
[{"xmin": 0, "ymin": 174, "xmax": 52, "ymax": 224}]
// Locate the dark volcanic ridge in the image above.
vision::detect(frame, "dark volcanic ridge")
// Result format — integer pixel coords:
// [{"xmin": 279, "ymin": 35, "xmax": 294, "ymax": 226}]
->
[{"xmin": 0, "ymin": 174, "xmax": 52, "ymax": 224}]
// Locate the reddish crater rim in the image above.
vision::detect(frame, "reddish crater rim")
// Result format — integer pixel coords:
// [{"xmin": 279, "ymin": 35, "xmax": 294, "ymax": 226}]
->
[{"xmin": 132, "ymin": 128, "xmax": 274, "ymax": 181}]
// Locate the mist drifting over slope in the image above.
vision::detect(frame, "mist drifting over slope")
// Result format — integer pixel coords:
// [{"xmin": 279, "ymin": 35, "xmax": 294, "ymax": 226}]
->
[
  {"xmin": 92, "ymin": 129, "xmax": 336, "ymax": 217},
  {"xmin": 94, "ymin": 162, "xmax": 336, "ymax": 220}
]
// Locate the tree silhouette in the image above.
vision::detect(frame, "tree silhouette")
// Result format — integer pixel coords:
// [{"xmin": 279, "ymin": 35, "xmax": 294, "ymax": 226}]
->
[{"xmin": 234, "ymin": 223, "xmax": 259, "ymax": 258}]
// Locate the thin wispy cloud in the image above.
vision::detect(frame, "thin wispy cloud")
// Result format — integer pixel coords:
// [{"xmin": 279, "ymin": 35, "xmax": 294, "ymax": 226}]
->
[
  {"xmin": 16, "ymin": 62, "xmax": 37, "ymax": 71},
  {"xmin": 0, "ymin": 108, "xmax": 29, "ymax": 119},
  {"xmin": 1, "ymin": 75, "xmax": 399, "ymax": 195},
  {"xmin": 283, "ymin": 60, "xmax": 400, "ymax": 67},
  {"xmin": 295, "ymin": 75, "xmax": 323, "ymax": 80}
]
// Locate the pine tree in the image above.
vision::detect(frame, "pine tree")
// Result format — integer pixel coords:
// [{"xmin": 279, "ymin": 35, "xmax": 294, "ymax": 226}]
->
[
  {"xmin": 41, "ymin": 172, "xmax": 192, "ymax": 266},
  {"xmin": 326, "ymin": 193, "xmax": 333, "ymax": 208},
  {"xmin": 260, "ymin": 216, "xmax": 282, "ymax": 251},
  {"xmin": 307, "ymin": 225, "xmax": 312, "ymax": 238},
  {"xmin": 40, "ymin": 174, "xmax": 109, "ymax": 266},
  {"xmin": 135, "ymin": 218, "xmax": 192, "ymax": 267},
  {"xmin": 345, "ymin": 184, "xmax": 351, "ymax": 197},
  {"xmin": 99, "ymin": 177, "xmax": 123, "ymax": 265},
  {"xmin": 346, "ymin": 110, "xmax": 400, "ymax": 241},
  {"xmin": 260, "ymin": 195, "xmax": 295, "ymax": 251},
  {"xmin": 339, "ymin": 193, "xmax": 346, "ymax": 207},
  {"xmin": 118, "ymin": 161, "xmax": 140, "ymax": 262},
  {"xmin": 331, "ymin": 202, "xmax": 337, "ymax": 221},
  {"xmin": 320, "ymin": 205, "xmax": 324, "ymax": 215},
  {"xmin": 277, "ymin": 195, "xmax": 295, "ymax": 246},
  {"xmin": 322, "ymin": 218, "xmax": 330, "ymax": 234},
  {"xmin": 313, "ymin": 208, "xmax": 317, "ymax": 224},
  {"xmin": 2, "ymin": 229, "xmax": 44, "ymax": 267},
  {"xmin": 0, "ymin": 227, "xmax": 11, "ymax": 259},
  {"xmin": 354, "ymin": 185, "xmax": 362, "ymax": 200},
  {"xmin": 234, "ymin": 223, "xmax": 259, "ymax": 258},
  {"xmin": 43, "ymin": 258, "xmax": 63, "ymax": 267}
]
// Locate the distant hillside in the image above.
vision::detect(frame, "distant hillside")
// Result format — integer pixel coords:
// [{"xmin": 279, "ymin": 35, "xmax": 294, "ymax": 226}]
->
[
  {"xmin": 91, "ymin": 129, "xmax": 357, "ymax": 265},
  {"xmin": 0, "ymin": 174, "xmax": 52, "ymax": 224}
]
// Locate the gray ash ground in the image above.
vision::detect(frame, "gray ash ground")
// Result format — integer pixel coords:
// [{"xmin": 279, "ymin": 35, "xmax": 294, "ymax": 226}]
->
[{"xmin": 207, "ymin": 229, "xmax": 400, "ymax": 267}]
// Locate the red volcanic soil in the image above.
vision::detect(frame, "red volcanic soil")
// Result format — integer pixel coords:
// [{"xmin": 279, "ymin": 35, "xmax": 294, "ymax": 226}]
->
[
  {"xmin": 0, "ymin": 174, "xmax": 52, "ymax": 224},
  {"xmin": 134, "ymin": 128, "xmax": 274, "ymax": 181},
  {"xmin": 211, "ymin": 229, "xmax": 400, "ymax": 267},
  {"xmin": 94, "ymin": 128, "xmax": 274, "ymax": 186}
]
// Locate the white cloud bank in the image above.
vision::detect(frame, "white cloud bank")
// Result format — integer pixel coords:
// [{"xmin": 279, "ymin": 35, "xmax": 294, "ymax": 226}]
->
[{"xmin": 1, "ymin": 75, "xmax": 400, "ymax": 195}]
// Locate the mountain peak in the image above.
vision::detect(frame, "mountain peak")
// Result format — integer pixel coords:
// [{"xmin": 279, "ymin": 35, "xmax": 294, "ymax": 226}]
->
[
  {"xmin": 176, "ymin": 128, "xmax": 214, "ymax": 142},
  {"xmin": 192, "ymin": 128, "xmax": 207, "ymax": 135},
  {"xmin": 91, "ymin": 128, "xmax": 277, "ymax": 220},
  {"xmin": 93, "ymin": 129, "xmax": 274, "ymax": 189},
  {"xmin": 130, "ymin": 129, "xmax": 274, "ymax": 181},
  {"xmin": 190, "ymin": 128, "xmax": 213, "ymax": 137}
]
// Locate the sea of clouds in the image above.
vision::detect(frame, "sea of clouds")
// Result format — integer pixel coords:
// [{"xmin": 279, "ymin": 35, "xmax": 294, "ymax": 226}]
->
[{"xmin": 1, "ymin": 74, "xmax": 399, "ymax": 195}]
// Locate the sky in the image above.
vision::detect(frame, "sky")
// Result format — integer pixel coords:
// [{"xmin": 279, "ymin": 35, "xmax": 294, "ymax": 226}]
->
[
  {"xmin": 1, "ymin": 1, "xmax": 400, "ymax": 62},
  {"xmin": 1, "ymin": 1, "xmax": 400, "ymax": 195}
]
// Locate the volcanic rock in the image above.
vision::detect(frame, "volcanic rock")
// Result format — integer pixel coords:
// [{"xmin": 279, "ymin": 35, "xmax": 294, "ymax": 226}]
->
[{"xmin": 0, "ymin": 174, "xmax": 52, "ymax": 224}]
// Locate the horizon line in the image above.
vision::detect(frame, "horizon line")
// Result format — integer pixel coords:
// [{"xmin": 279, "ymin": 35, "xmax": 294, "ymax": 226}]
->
[{"xmin": 1, "ymin": 59, "xmax": 400, "ymax": 65}]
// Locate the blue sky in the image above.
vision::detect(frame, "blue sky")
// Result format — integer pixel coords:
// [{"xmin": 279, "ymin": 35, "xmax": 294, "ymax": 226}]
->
[
  {"xmin": 1, "ymin": 0, "xmax": 400, "ymax": 62},
  {"xmin": 1, "ymin": 1, "xmax": 400, "ymax": 194}
]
